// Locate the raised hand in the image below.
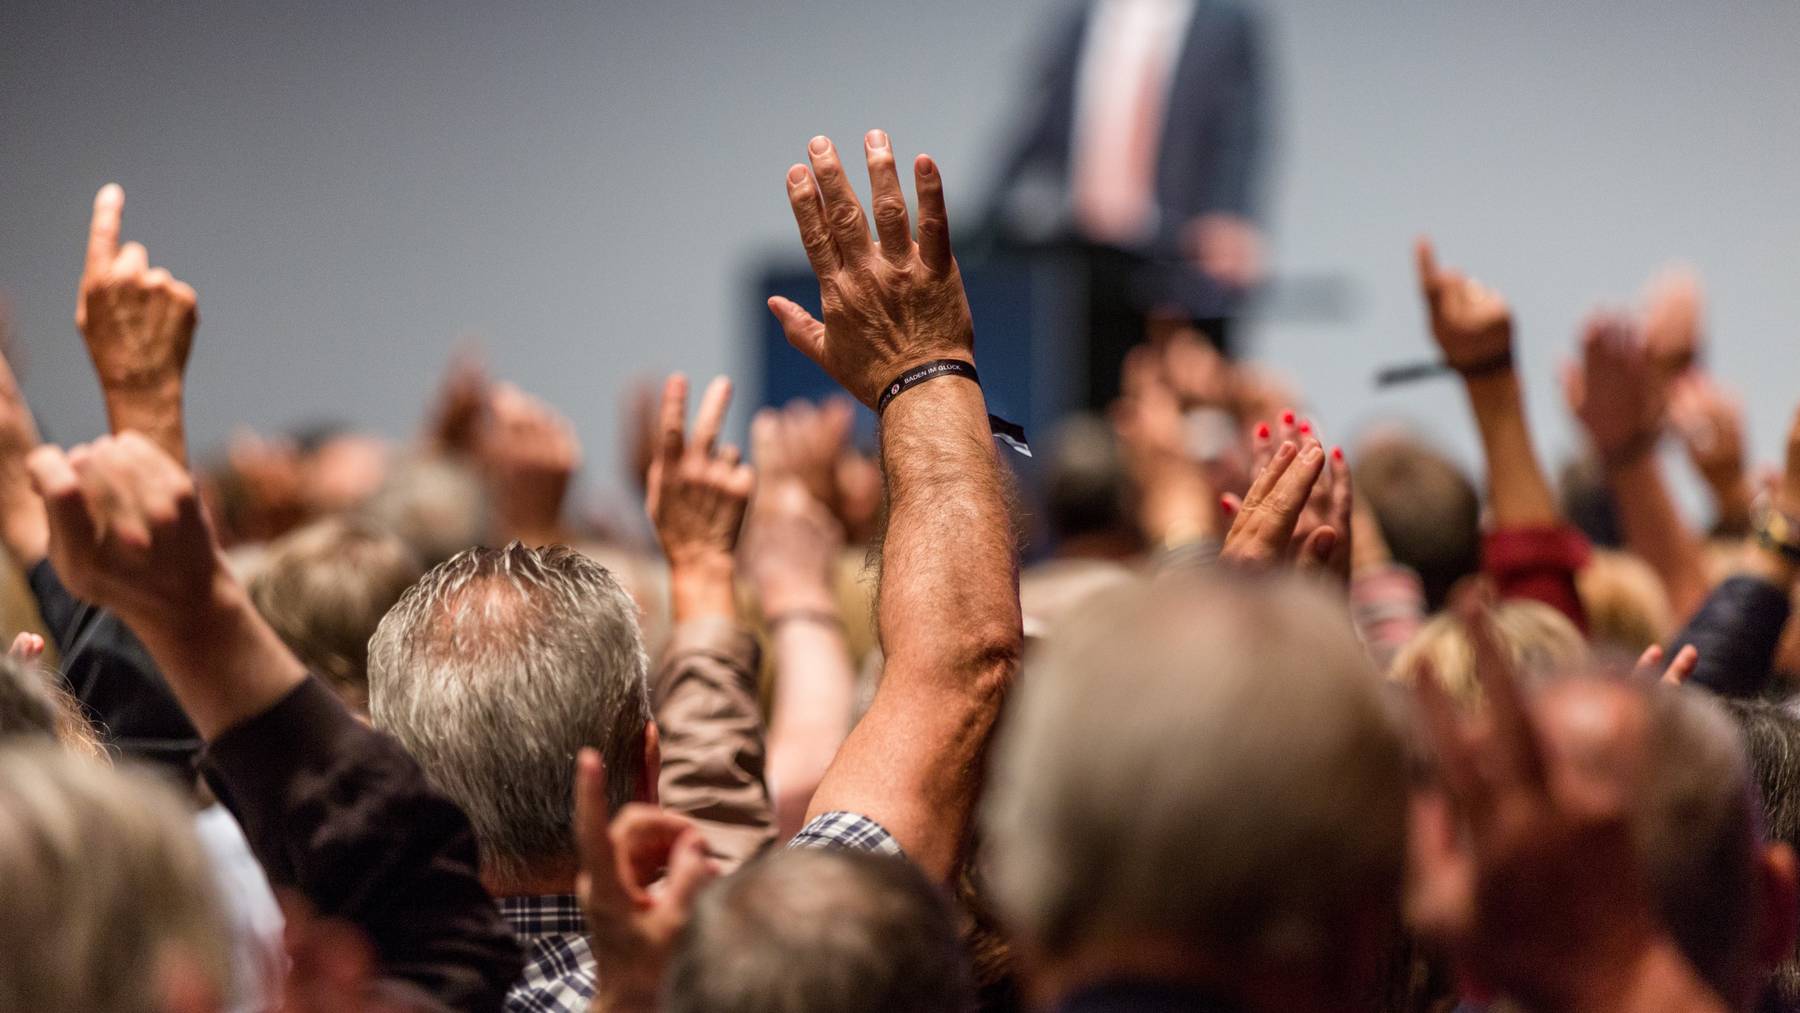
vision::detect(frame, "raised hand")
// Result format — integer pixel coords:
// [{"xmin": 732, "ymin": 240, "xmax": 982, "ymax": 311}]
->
[
  {"xmin": 1669, "ymin": 372, "xmax": 1750, "ymax": 524},
  {"xmin": 1642, "ymin": 265, "xmax": 1704, "ymax": 382},
  {"xmin": 1567, "ymin": 312, "xmax": 1663, "ymax": 467},
  {"xmin": 1220, "ymin": 438, "xmax": 1335, "ymax": 572},
  {"xmin": 1416, "ymin": 238, "xmax": 1513, "ymax": 373},
  {"xmin": 1222, "ymin": 411, "xmax": 1352, "ymax": 580},
  {"xmin": 744, "ymin": 405, "xmax": 847, "ymax": 615},
  {"xmin": 573, "ymin": 748, "xmax": 717, "ymax": 1013},
  {"xmin": 647, "ymin": 375, "xmax": 755, "ymax": 623},
  {"xmin": 647, "ymin": 375, "xmax": 755, "ymax": 567},
  {"xmin": 478, "ymin": 382, "xmax": 581, "ymax": 546},
  {"xmin": 76, "ymin": 185, "xmax": 198, "ymax": 464},
  {"xmin": 768, "ymin": 132, "xmax": 975, "ymax": 408},
  {"xmin": 423, "ymin": 346, "xmax": 490, "ymax": 457},
  {"xmin": 26, "ymin": 432, "xmax": 218, "ymax": 625},
  {"xmin": 1112, "ymin": 345, "xmax": 1218, "ymax": 546}
]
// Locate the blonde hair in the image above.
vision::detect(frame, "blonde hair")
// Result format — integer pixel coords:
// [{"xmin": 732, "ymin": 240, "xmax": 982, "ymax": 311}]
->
[
  {"xmin": 1388, "ymin": 600, "xmax": 1588, "ymax": 706},
  {"xmin": 0, "ymin": 745, "xmax": 231, "ymax": 1012},
  {"xmin": 1577, "ymin": 548, "xmax": 1675, "ymax": 659}
]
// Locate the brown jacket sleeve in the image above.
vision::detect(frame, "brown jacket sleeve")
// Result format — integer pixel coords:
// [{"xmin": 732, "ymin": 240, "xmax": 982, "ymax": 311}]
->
[{"xmin": 652, "ymin": 617, "xmax": 777, "ymax": 869}]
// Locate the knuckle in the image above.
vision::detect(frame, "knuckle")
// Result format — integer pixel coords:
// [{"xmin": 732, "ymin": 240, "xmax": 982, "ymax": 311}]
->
[
  {"xmin": 873, "ymin": 197, "xmax": 908, "ymax": 230},
  {"xmin": 825, "ymin": 201, "xmax": 864, "ymax": 232}
]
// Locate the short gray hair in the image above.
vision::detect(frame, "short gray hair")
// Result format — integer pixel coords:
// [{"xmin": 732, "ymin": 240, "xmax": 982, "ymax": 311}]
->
[
  {"xmin": 368, "ymin": 543, "xmax": 652, "ymax": 882},
  {"xmin": 982, "ymin": 572, "xmax": 1409, "ymax": 983},
  {"xmin": 0, "ymin": 744, "xmax": 230, "ymax": 1012},
  {"xmin": 667, "ymin": 848, "xmax": 973, "ymax": 1013}
]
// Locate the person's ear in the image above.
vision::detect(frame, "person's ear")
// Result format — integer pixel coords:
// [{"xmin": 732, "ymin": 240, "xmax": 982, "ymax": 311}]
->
[
  {"xmin": 1757, "ymin": 842, "xmax": 1797, "ymax": 970},
  {"xmin": 638, "ymin": 719, "xmax": 661, "ymax": 806}
]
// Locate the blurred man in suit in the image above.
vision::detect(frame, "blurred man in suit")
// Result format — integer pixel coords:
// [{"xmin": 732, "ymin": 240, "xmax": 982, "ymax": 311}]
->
[{"xmin": 988, "ymin": 0, "xmax": 1268, "ymax": 407}]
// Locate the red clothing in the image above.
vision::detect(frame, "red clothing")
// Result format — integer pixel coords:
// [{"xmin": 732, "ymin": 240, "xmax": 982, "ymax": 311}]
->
[{"xmin": 1483, "ymin": 525, "xmax": 1592, "ymax": 634}]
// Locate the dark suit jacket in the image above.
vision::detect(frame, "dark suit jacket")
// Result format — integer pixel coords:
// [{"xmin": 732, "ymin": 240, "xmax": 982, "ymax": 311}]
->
[{"xmin": 988, "ymin": 0, "xmax": 1267, "ymax": 259}]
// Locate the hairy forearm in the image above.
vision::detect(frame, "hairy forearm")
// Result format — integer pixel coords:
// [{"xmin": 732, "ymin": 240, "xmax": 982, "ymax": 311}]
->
[
  {"xmin": 878, "ymin": 380, "xmax": 1021, "ymax": 690},
  {"xmin": 119, "ymin": 560, "xmax": 308, "ymax": 740},
  {"xmin": 1464, "ymin": 371, "xmax": 1558, "ymax": 528},
  {"xmin": 1607, "ymin": 455, "xmax": 1710, "ymax": 619}
]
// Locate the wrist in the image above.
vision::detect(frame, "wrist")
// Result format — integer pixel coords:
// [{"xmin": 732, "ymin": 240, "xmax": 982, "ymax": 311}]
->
[
  {"xmin": 669, "ymin": 553, "xmax": 737, "ymax": 622},
  {"xmin": 103, "ymin": 384, "xmax": 188, "ymax": 462},
  {"xmin": 759, "ymin": 582, "xmax": 838, "ymax": 618}
]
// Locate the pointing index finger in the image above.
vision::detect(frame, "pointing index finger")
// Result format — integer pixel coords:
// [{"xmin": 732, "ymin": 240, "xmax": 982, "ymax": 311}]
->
[{"xmin": 86, "ymin": 184, "xmax": 124, "ymax": 279}]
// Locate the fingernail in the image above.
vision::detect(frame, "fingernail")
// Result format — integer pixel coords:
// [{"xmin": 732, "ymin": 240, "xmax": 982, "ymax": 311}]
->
[
  {"xmin": 1298, "ymin": 420, "xmax": 1312, "ymax": 436},
  {"xmin": 1254, "ymin": 423, "xmax": 1270, "ymax": 440},
  {"xmin": 1220, "ymin": 496, "xmax": 1236, "ymax": 516},
  {"xmin": 787, "ymin": 165, "xmax": 807, "ymax": 185},
  {"xmin": 867, "ymin": 129, "xmax": 889, "ymax": 149},
  {"xmin": 1281, "ymin": 410, "xmax": 1296, "ymax": 426},
  {"xmin": 808, "ymin": 136, "xmax": 830, "ymax": 155},
  {"xmin": 1331, "ymin": 446, "xmax": 1344, "ymax": 462},
  {"xmin": 917, "ymin": 156, "xmax": 935, "ymax": 176},
  {"xmin": 1306, "ymin": 445, "xmax": 1325, "ymax": 463}
]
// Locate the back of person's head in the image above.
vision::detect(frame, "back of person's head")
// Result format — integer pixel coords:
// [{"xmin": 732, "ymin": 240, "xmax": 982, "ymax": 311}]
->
[
  {"xmin": 1535, "ymin": 677, "xmax": 1777, "ymax": 1007},
  {"xmin": 248, "ymin": 515, "xmax": 424, "ymax": 712},
  {"xmin": 982, "ymin": 572, "xmax": 1410, "ymax": 1003},
  {"xmin": 367, "ymin": 543, "xmax": 651, "ymax": 884},
  {"xmin": 666, "ymin": 848, "xmax": 973, "ymax": 1013},
  {"xmin": 362, "ymin": 454, "xmax": 492, "ymax": 569},
  {"xmin": 1354, "ymin": 434, "xmax": 1480, "ymax": 610},
  {"xmin": 1723, "ymin": 698, "xmax": 1800, "ymax": 1006},
  {"xmin": 1576, "ymin": 548, "xmax": 1674, "ymax": 661},
  {"xmin": 1043, "ymin": 414, "xmax": 1135, "ymax": 550},
  {"xmin": 1389, "ymin": 600, "xmax": 1587, "ymax": 706},
  {"xmin": 0, "ymin": 653, "xmax": 105, "ymax": 759},
  {"xmin": 0, "ymin": 745, "xmax": 229, "ymax": 1013}
]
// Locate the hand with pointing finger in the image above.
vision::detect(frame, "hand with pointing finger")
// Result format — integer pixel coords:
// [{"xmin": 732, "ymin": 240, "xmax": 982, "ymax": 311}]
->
[
  {"xmin": 768, "ymin": 132, "xmax": 975, "ymax": 408},
  {"xmin": 76, "ymin": 184, "xmax": 198, "ymax": 464}
]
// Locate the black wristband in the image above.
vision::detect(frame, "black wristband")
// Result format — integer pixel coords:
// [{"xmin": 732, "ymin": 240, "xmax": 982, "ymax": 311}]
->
[
  {"xmin": 877, "ymin": 359, "xmax": 981, "ymax": 414},
  {"xmin": 875, "ymin": 359, "xmax": 1032, "ymax": 457}
]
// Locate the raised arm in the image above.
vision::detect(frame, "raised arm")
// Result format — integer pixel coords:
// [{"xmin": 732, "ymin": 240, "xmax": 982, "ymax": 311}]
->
[
  {"xmin": 744, "ymin": 400, "xmax": 859, "ymax": 840},
  {"xmin": 1567, "ymin": 312, "xmax": 1710, "ymax": 620},
  {"xmin": 769, "ymin": 131, "xmax": 1022, "ymax": 881},
  {"xmin": 1418, "ymin": 238, "xmax": 1588, "ymax": 627},
  {"xmin": 27, "ymin": 433, "xmax": 522, "ymax": 1009},
  {"xmin": 75, "ymin": 184, "xmax": 197, "ymax": 466}
]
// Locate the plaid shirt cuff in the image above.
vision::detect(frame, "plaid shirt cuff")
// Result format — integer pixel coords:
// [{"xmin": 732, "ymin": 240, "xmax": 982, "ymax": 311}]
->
[{"xmin": 788, "ymin": 810, "xmax": 905, "ymax": 858}]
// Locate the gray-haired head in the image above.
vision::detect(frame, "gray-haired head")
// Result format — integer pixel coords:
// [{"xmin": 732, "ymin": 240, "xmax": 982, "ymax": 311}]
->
[
  {"xmin": 982, "ymin": 571, "xmax": 1410, "ymax": 994},
  {"xmin": 667, "ymin": 848, "xmax": 973, "ymax": 1013},
  {"xmin": 368, "ymin": 542, "xmax": 652, "ymax": 884},
  {"xmin": 0, "ymin": 744, "xmax": 230, "ymax": 1012}
]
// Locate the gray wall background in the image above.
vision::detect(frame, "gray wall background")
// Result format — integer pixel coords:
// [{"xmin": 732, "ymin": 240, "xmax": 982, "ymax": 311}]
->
[{"xmin": 4, "ymin": 1, "xmax": 1799, "ymax": 507}]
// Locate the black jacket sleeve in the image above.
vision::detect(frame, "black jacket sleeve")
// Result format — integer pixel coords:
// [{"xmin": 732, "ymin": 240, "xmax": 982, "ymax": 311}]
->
[
  {"xmin": 26, "ymin": 559, "xmax": 202, "ymax": 778},
  {"xmin": 203, "ymin": 678, "xmax": 523, "ymax": 1012},
  {"xmin": 1668, "ymin": 575, "xmax": 1793, "ymax": 698}
]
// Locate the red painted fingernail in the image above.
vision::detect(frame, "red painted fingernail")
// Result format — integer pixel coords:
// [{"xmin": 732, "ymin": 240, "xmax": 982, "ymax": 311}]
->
[
  {"xmin": 1281, "ymin": 410, "xmax": 1296, "ymax": 426},
  {"xmin": 1332, "ymin": 446, "xmax": 1345, "ymax": 462},
  {"xmin": 1220, "ymin": 496, "xmax": 1236, "ymax": 516},
  {"xmin": 1254, "ymin": 423, "xmax": 1270, "ymax": 440},
  {"xmin": 1298, "ymin": 420, "xmax": 1312, "ymax": 436}
]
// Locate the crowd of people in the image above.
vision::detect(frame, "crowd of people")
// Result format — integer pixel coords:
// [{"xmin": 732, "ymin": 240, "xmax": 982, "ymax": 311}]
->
[{"xmin": 2, "ymin": 126, "xmax": 1800, "ymax": 1013}]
